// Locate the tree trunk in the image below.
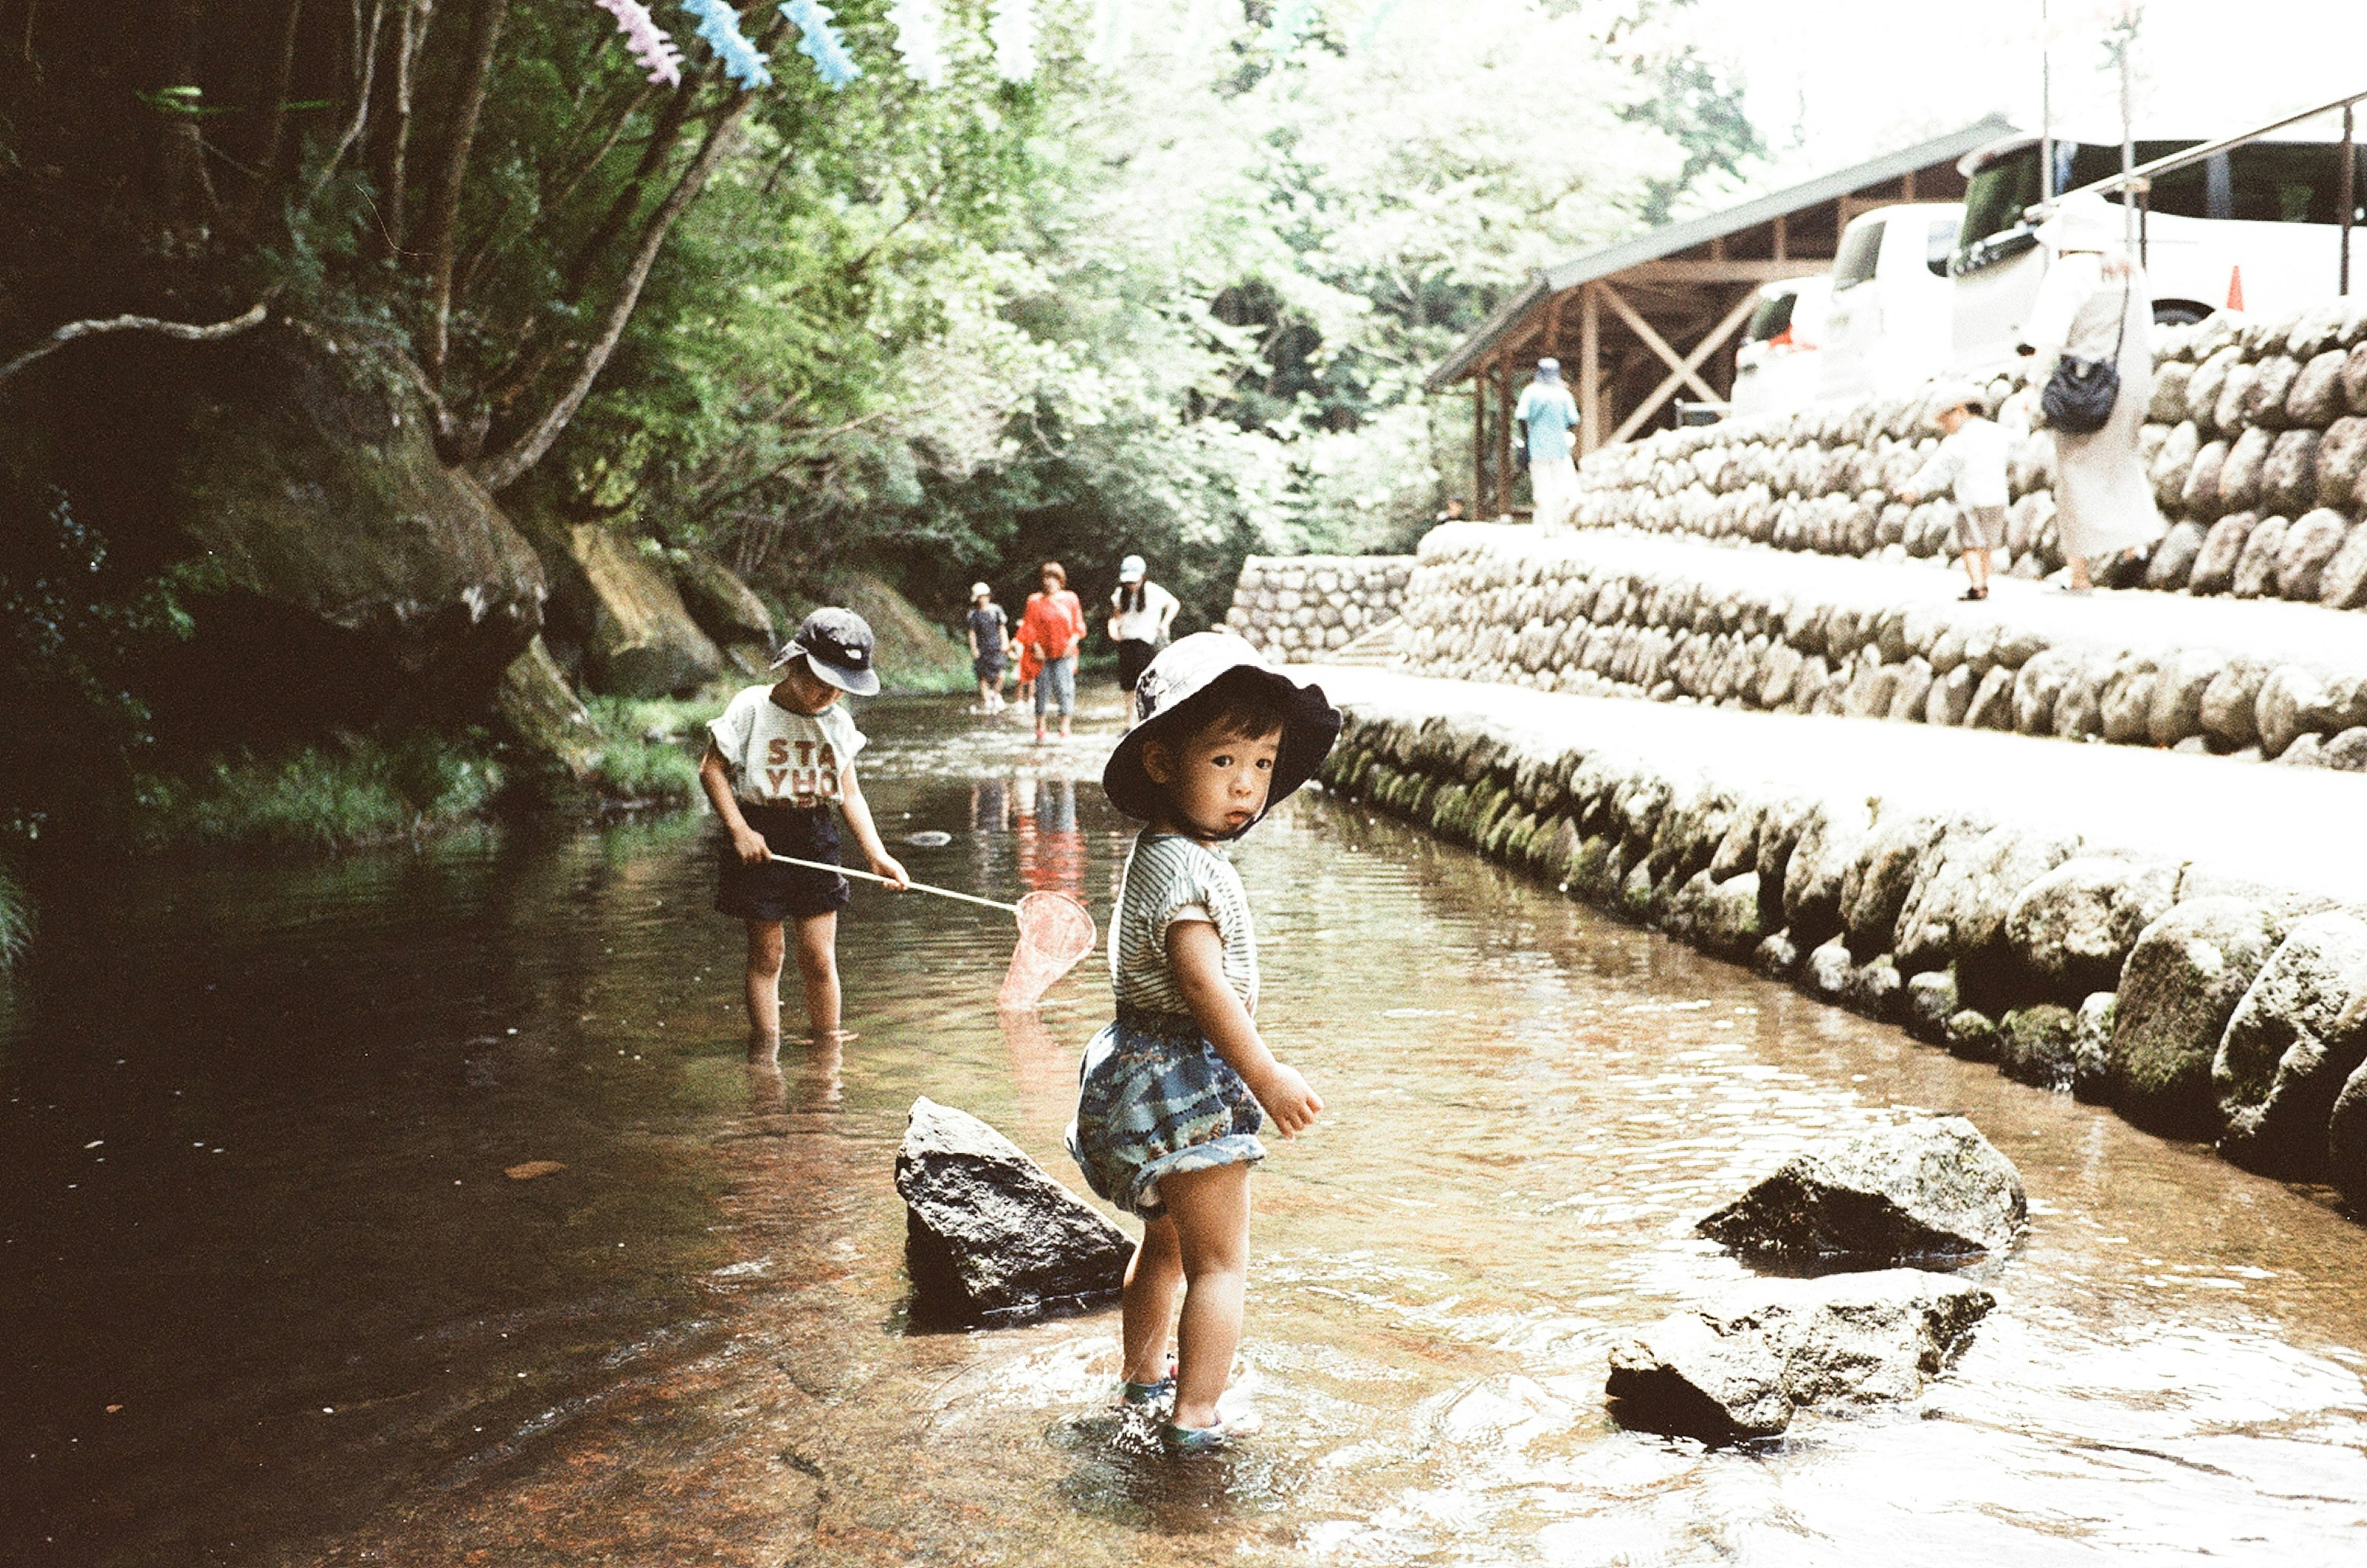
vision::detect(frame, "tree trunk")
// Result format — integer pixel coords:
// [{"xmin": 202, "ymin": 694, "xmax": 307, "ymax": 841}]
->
[
  {"xmin": 238, "ymin": 0, "xmax": 308, "ymax": 236},
  {"xmin": 471, "ymin": 96, "xmax": 751, "ymax": 493},
  {"xmin": 416, "ymin": 0, "xmax": 507, "ymax": 377},
  {"xmin": 370, "ymin": 0, "xmax": 431, "ymax": 258},
  {"xmin": 558, "ymin": 63, "xmax": 711, "ymax": 306}
]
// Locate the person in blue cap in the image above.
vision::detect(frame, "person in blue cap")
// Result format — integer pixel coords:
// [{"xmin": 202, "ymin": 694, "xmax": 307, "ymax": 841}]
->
[
  {"xmin": 698, "ymin": 608, "xmax": 909, "ymax": 1058},
  {"xmin": 1515, "ymin": 357, "xmax": 1582, "ymax": 529}
]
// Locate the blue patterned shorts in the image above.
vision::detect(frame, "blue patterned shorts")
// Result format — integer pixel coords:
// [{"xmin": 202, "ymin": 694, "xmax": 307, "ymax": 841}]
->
[{"xmin": 1066, "ymin": 1010, "xmax": 1266, "ymax": 1217}]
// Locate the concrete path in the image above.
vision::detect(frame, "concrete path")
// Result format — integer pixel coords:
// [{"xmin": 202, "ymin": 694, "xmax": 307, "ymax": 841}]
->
[
  {"xmin": 1307, "ymin": 664, "xmax": 2367, "ymax": 909},
  {"xmin": 1497, "ymin": 528, "xmax": 2367, "ymax": 670}
]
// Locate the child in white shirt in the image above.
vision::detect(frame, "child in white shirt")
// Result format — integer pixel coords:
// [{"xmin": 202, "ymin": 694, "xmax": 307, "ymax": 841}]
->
[
  {"xmin": 1902, "ymin": 382, "xmax": 2011, "ymax": 602},
  {"xmin": 698, "ymin": 609, "xmax": 907, "ymax": 1056}
]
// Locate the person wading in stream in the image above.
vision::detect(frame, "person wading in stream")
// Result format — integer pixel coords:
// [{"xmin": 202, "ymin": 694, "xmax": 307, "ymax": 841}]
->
[
  {"xmin": 1068, "ymin": 634, "xmax": 1341, "ymax": 1453},
  {"xmin": 1019, "ymin": 560, "xmax": 1087, "ymax": 743},
  {"xmin": 698, "ymin": 610, "xmax": 909, "ymax": 1059}
]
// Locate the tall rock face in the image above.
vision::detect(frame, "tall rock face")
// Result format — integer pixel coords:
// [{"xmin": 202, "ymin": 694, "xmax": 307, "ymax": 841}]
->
[
  {"xmin": 526, "ymin": 520, "xmax": 722, "ymax": 698},
  {"xmin": 158, "ymin": 329, "xmax": 546, "ymax": 739}
]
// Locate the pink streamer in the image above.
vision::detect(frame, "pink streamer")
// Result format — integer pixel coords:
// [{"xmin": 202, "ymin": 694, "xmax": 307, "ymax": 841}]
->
[{"xmin": 592, "ymin": 0, "xmax": 685, "ymax": 86}]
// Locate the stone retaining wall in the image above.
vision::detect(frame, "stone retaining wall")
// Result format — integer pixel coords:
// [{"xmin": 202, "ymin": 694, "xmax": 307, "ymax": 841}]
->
[
  {"xmin": 1574, "ymin": 298, "xmax": 2367, "ymax": 598},
  {"xmin": 1315, "ymin": 692, "xmax": 2367, "ymax": 1212},
  {"xmin": 1224, "ymin": 554, "xmax": 1412, "ymax": 658},
  {"xmin": 1399, "ymin": 525, "xmax": 2367, "ymax": 767}
]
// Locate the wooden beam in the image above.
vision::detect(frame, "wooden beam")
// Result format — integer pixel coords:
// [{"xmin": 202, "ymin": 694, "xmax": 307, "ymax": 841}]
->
[
  {"xmin": 1495, "ymin": 355, "xmax": 1514, "ymax": 516},
  {"xmin": 1597, "ymin": 282, "xmax": 1721, "ymax": 404},
  {"xmin": 1579, "ymin": 282, "xmax": 1601, "ymax": 457},
  {"xmin": 1471, "ymin": 373, "xmax": 1484, "ymax": 513},
  {"xmin": 1619, "ymin": 259, "xmax": 1829, "ymax": 284},
  {"xmin": 1772, "ymin": 213, "xmax": 1787, "ymax": 261},
  {"xmin": 1609, "ymin": 291, "xmax": 1760, "ymax": 446},
  {"xmin": 1902, "ymin": 168, "xmax": 1918, "ymax": 200}
]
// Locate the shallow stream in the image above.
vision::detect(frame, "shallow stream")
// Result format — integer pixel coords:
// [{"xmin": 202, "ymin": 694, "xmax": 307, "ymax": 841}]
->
[{"xmin": 5, "ymin": 696, "xmax": 2366, "ymax": 1566}]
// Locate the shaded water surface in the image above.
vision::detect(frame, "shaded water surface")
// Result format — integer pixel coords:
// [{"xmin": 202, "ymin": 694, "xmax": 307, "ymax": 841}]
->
[{"xmin": 5, "ymin": 696, "xmax": 2366, "ymax": 1566}]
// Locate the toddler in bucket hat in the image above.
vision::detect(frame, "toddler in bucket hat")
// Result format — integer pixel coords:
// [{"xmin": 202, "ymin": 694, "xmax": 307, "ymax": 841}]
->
[
  {"xmin": 773, "ymin": 606, "xmax": 881, "ymax": 696},
  {"xmin": 1068, "ymin": 632, "xmax": 1339, "ymax": 1455}
]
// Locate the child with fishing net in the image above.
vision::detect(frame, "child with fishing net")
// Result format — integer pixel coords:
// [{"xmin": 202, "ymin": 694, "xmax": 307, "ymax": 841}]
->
[
  {"xmin": 1066, "ymin": 633, "xmax": 1341, "ymax": 1453},
  {"xmin": 699, "ymin": 610, "xmax": 909, "ymax": 1059}
]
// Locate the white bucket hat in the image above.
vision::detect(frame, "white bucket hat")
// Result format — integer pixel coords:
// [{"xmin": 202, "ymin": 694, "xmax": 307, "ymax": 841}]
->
[
  {"xmin": 2035, "ymin": 191, "xmax": 2128, "ymax": 256},
  {"xmin": 1102, "ymin": 632, "xmax": 1341, "ymax": 832},
  {"xmin": 1118, "ymin": 554, "xmax": 1147, "ymax": 584}
]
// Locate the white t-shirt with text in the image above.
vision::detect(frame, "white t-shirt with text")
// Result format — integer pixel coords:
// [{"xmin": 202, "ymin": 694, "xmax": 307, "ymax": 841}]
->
[{"xmin": 706, "ymin": 684, "xmax": 866, "ymax": 809}]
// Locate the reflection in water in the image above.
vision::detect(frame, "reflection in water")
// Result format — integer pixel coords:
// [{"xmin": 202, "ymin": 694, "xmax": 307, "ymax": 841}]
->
[{"xmin": 4, "ymin": 700, "xmax": 2365, "ymax": 1568}]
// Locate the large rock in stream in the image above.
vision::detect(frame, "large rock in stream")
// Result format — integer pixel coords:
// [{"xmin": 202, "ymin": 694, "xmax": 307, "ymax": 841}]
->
[
  {"xmin": 1605, "ymin": 1269, "xmax": 1995, "ymax": 1442},
  {"xmin": 895, "ymin": 1097, "xmax": 1131, "ymax": 1325},
  {"xmin": 1698, "ymin": 1116, "xmax": 2026, "ymax": 1261}
]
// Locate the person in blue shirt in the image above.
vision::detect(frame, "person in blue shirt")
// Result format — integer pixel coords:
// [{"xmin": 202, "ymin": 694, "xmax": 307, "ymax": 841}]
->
[{"xmin": 1514, "ymin": 358, "xmax": 1582, "ymax": 529}]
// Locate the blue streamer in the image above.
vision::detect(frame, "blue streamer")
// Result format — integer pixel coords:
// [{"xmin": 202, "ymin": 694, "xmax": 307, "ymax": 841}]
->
[
  {"xmin": 780, "ymin": 0, "xmax": 861, "ymax": 88},
  {"xmin": 682, "ymin": 0, "xmax": 773, "ymax": 89}
]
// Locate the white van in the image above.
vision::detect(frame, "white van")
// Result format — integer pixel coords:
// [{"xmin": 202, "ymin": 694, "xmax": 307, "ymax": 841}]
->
[
  {"xmin": 1817, "ymin": 203, "xmax": 1967, "ymax": 402},
  {"xmin": 1730, "ymin": 276, "xmax": 1834, "ymax": 419},
  {"xmin": 1950, "ymin": 131, "xmax": 2365, "ymax": 372}
]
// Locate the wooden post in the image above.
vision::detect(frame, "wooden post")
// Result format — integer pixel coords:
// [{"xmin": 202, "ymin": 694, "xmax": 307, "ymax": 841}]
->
[
  {"xmin": 1579, "ymin": 282, "xmax": 1601, "ymax": 457},
  {"xmin": 1495, "ymin": 355, "xmax": 1515, "ymax": 517},
  {"xmin": 1471, "ymin": 372, "xmax": 1486, "ymax": 509},
  {"xmin": 1772, "ymin": 213, "xmax": 1788, "ymax": 261}
]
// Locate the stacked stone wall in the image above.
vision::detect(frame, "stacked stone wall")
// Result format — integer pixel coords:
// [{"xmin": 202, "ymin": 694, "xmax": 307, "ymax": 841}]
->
[
  {"xmin": 1317, "ymin": 695, "xmax": 2367, "ymax": 1212},
  {"xmin": 1573, "ymin": 298, "xmax": 2367, "ymax": 600},
  {"xmin": 1398, "ymin": 525, "xmax": 2367, "ymax": 767},
  {"xmin": 1225, "ymin": 554, "xmax": 1412, "ymax": 658}
]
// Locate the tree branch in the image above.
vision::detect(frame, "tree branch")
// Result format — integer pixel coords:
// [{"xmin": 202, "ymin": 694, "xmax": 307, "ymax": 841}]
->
[
  {"xmin": 471, "ymin": 97, "xmax": 752, "ymax": 492},
  {"xmin": 0, "ymin": 303, "xmax": 271, "ymax": 390},
  {"xmin": 306, "ymin": 0, "xmax": 388, "ymax": 207},
  {"xmin": 416, "ymin": 0, "xmax": 506, "ymax": 377}
]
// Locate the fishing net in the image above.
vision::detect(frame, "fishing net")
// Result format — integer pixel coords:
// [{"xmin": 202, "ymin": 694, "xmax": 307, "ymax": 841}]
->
[{"xmin": 996, "ymin": 891, "xmax": 1098, "ymax": 1009}]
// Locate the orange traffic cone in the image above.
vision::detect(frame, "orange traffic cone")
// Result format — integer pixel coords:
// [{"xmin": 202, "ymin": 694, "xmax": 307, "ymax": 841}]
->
[{"xmin": 2226, "ymin": 265, "xmax": 2245, "ymax": 311}]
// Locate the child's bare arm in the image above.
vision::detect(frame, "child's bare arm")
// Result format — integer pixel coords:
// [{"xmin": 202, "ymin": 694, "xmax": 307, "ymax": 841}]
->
[
  {"xmin": 836, "ymin": 766, "xmax": 909, "ymax": 889},
  {"xmin": 699, "ymin": 744, "xmax": 772, "ymax": 865},
  {"xmin": 1168, "ymin": 920, "xmax": 1323, "ymax": 1136}
]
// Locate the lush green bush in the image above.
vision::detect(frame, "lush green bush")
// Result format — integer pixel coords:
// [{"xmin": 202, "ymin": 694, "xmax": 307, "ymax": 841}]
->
[
  {"xmin": 581, "ymin": 695, "xmax": 709, "ymax": 806},
  {"xmin": 147, "ymin": 733, "xmax": 505, "ymax": 851},
  {"xmin": 0, "ymin": 865, "xmax": 32, "ymax": 971}
]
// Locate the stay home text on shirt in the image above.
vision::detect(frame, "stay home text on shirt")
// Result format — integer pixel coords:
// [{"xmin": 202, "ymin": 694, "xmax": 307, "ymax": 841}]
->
[{"xmin": 706, "ymin": 684, "xmax": 868, "ymax": 809}]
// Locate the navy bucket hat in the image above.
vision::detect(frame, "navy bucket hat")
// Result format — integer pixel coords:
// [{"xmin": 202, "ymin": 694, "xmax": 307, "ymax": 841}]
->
[
  {"xmin": 774, "ymin": 607, "xmax": 881, "ymax": 696},
  {"xmin": 1102, "ymin": 632, "xmax": 1341, "ymax": 832}
]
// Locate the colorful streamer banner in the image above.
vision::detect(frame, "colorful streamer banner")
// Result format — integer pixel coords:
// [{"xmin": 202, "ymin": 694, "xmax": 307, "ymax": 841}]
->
[
  {"xmin": 592, "ymin": 0, "xmax": 685, "ymax": 85},
  {"xmin": 987, "ymin": 0, "xmax": 1038, "ymax": 81},
  {"xmin": 780, "ymin": 0, "xmax": 861, "ymax": 87},
  {"xmin": 682, "ymin": 0, "xmax": 774, "ymax": 89},
  {"xmin": 886, "ymin": 0, "xmax": 948, "ymax": 86}
]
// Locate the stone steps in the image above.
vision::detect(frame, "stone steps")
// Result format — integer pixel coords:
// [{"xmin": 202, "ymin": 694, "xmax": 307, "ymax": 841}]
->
[
  {"xmin": 1308, "ymin": 666, "xmax": 2367, "ymax": 1212},
  {"xmin": 1396, "ymin": 524, "xmax": 2367, "ymax": 766}
]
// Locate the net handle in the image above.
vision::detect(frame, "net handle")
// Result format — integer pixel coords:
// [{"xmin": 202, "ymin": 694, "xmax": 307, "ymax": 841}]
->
[{"xmin": 767, "ymin": 852, "xmax": 1021, "ymax": 915}]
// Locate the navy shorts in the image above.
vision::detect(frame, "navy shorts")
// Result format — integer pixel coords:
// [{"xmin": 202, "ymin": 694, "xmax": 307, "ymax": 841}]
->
[
  {"xmin": 973, "ymin": 653, "xmax": 1006, "ymax": 682},
  {"xmin": 715, "ymin": 802, "xmax": 849, "ymax": 922}
]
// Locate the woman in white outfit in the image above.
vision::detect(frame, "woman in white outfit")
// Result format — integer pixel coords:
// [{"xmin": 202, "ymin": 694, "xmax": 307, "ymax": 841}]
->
[{"xmin": 2020, "ymin": 192, "xmax": 2167, "ymax": 593}]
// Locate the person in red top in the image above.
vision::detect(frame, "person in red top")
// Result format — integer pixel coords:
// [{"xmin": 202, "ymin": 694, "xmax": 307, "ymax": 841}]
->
[{"xmin": 1018, "ymin": 560, "xmax": 1087, "ymax": 743}]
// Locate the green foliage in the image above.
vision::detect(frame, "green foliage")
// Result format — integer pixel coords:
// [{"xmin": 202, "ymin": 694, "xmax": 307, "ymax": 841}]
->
[
  {"xmin": 149, "ymin": 733, "xmax": 505, "ymax": 851},
  {"xmin": 581, "ymin": 695, "xmax": 711, "ymax": 804},
  {"xmin": 0, "ymin": 865, "xmax": 33, "ymax": 972}
]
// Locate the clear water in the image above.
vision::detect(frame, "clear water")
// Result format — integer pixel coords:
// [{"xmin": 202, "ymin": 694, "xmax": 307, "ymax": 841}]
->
[{"xmin": 4, "ymin": 696, "xmax": 2365, "ymax": 1567}]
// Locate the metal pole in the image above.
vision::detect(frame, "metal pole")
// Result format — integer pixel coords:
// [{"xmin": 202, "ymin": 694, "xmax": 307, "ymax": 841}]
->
[
  {"xmin": 2118, "ymin": 25, "xmax": 2136, "ymax": 251},
  {"xmin": 2342, "ymin": 103, "xmax": 2357, "ymax": 296},
  {"xmin": 2039, "ymin": 0, "xmax": 2054, "ymax": 202}
]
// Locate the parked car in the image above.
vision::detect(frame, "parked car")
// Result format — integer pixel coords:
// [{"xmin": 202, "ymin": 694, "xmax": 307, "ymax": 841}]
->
[
  {"xmin": 1730, "ymin": 276, "xmax": 1833, "ymax": 419},
  {"xmin": 1815, "ymin": 203, "xmax": 1966, "ymax": 404},
  {"xmin": 1949, "ymin": 129, "xmax": 2367, "ymax": 372}
]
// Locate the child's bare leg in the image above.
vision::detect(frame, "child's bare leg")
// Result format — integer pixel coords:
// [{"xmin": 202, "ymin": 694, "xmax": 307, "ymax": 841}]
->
[
  {"xmin": 745, "ymin": 920, "xmax": 785, "ymax": 1057},
  {"xmin": 1970, "ymin": 546, "xmax": 1993, "ymax": 591},
  {"xmin": 1121, "ymin": 1215, "xmax": 1184, "ymax": 1384},
  {"xmin": 1160, "ymin": 1162, "xmax": 1251, "ymax": 1431},
  {"xmin": 791, "ymin": 910, "xmax": 841, "ymax": 1038}
]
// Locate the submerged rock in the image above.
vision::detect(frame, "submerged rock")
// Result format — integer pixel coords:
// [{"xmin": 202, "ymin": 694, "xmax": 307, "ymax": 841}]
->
[
  {"xmin": 1605, "ymin": 1269, "xmax": 1995, "ymax": 1442},
  {"xmin": 1698, "ymin": 1116, "xmax": 2026, "ymax": 1261},
  {"xmin": 895, "ymin": 1097, "xmax": 1131, "ymax": 1324}
]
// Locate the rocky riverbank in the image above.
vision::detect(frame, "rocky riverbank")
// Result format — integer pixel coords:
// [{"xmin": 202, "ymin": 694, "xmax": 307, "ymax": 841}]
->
[
  {"xmin": 1567, "ymin": 300, "xmax": 2367, "ymax": 596},
  {"xmin": 1224, "ymin": 553, "xmax": 1412, "ymax": 659},
  {"xmin": 1394, "ymin": 525, "xmax": 2367, "ymax": 765},
  {"xmin": 1309, "ymin": 666, "xmax": 2367, "ymax": 1214}
]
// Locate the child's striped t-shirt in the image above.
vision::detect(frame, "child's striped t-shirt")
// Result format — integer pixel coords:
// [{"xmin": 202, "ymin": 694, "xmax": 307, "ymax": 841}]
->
[{"xmin": 1110, "ymin": 831, "xmax": 1258, "ymax": 1019}]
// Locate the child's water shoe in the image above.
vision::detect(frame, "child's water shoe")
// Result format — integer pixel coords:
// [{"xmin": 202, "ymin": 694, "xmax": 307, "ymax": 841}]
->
[{"xmin": 1160, "ymin": 1408, "xmax": 1261, "ymax": 1455}]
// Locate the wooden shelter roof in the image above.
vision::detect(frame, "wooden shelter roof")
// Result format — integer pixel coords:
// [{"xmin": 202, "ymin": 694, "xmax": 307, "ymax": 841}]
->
[{"xmin": 1426, "ymin": 116, "xmax": 2017, "ymax": 391}]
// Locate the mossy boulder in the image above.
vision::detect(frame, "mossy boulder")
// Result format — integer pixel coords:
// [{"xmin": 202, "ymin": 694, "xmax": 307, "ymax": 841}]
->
[
  {"xmin": 168, "ymin": 329, "xmax": 546, "ymax": 732},
  {"xmin": 495, "ymin": 635, "xmax": 601, "ymax": 781}
]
